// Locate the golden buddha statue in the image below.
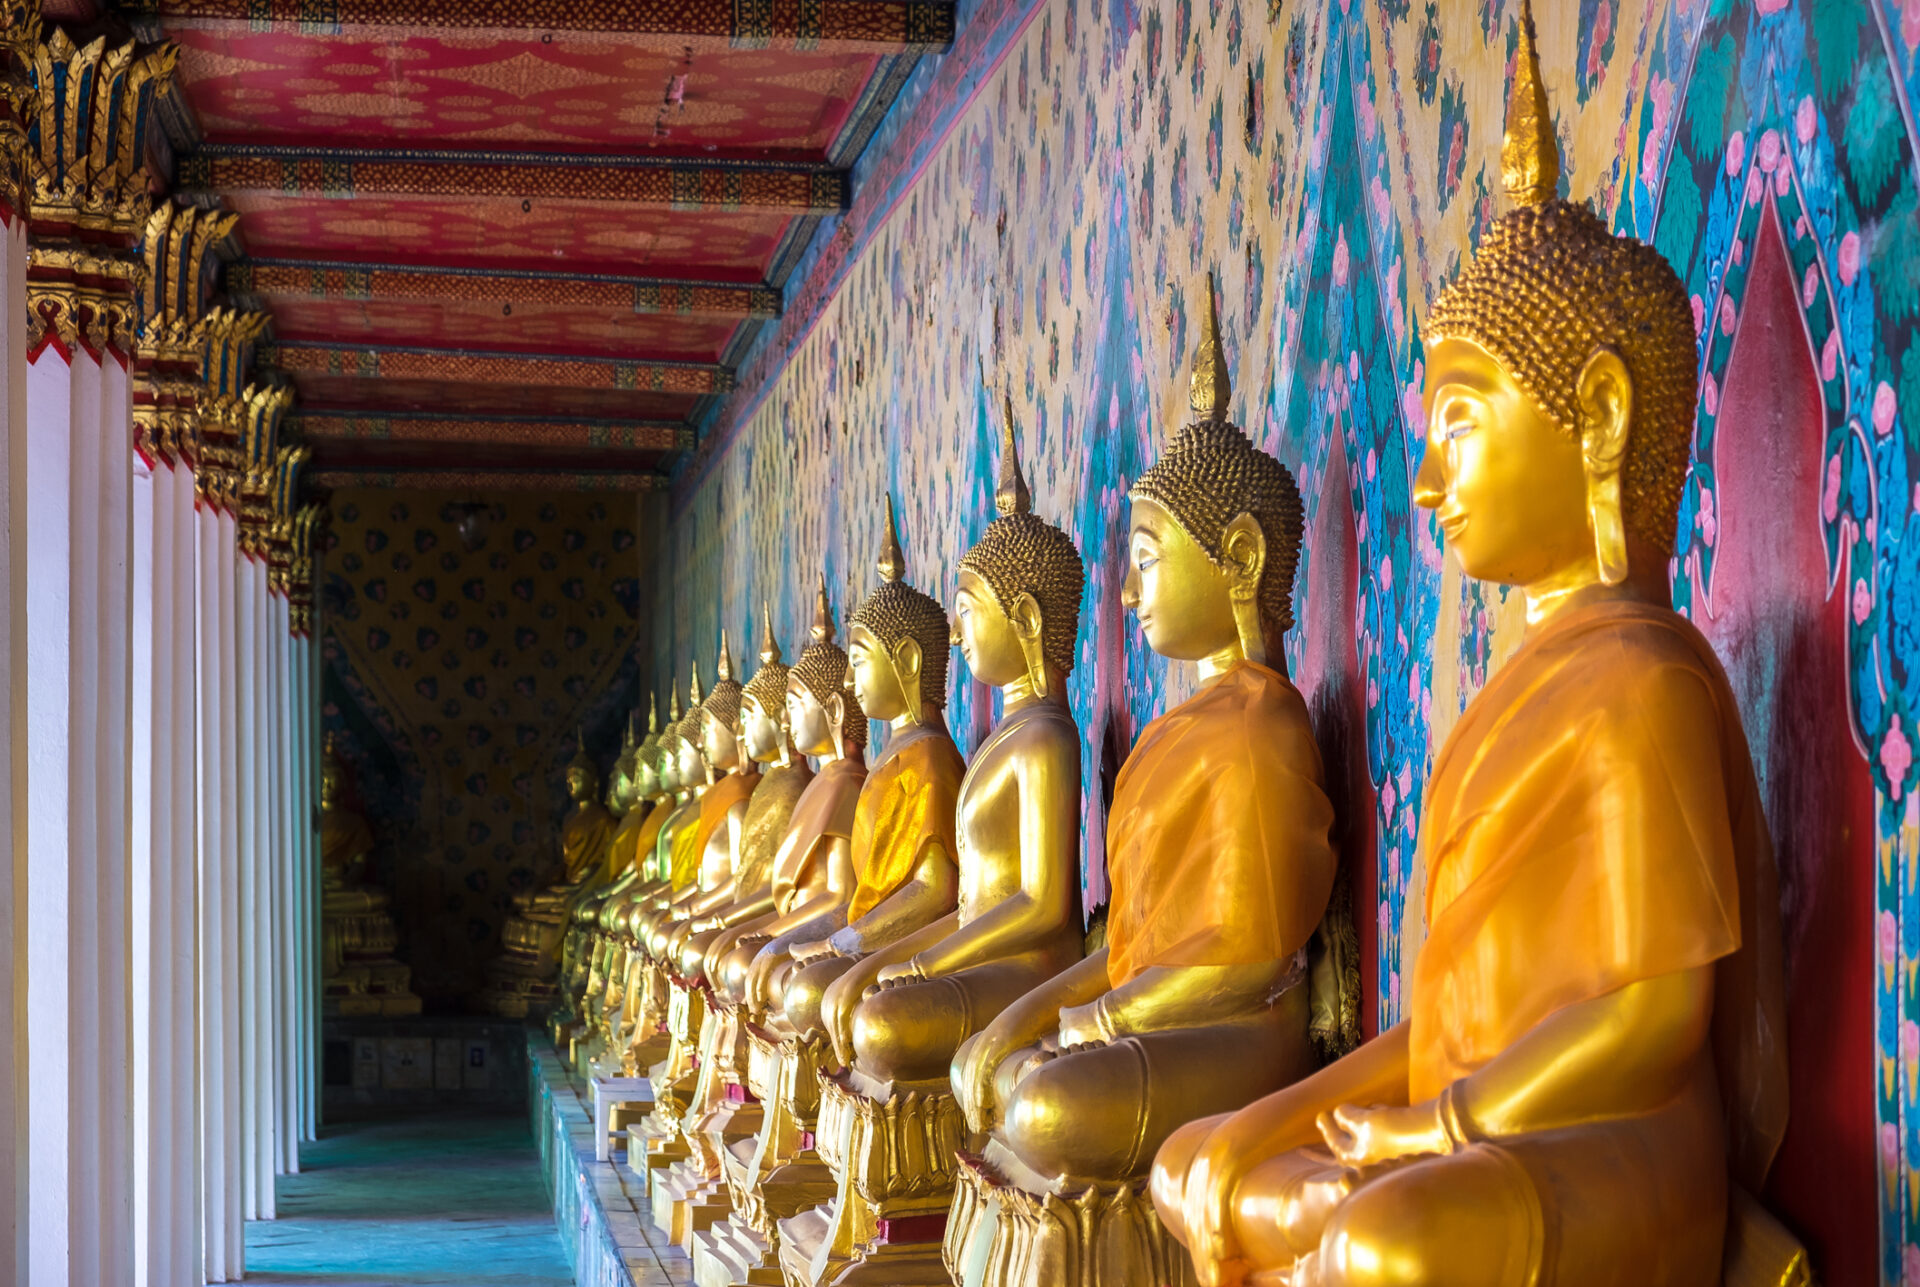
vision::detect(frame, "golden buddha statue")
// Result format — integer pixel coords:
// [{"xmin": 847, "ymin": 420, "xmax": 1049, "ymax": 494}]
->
[
  {"xmin": 784, "ymin": 397, "xmax": 1090, "ymax": 1285},
  {"xmin": 1149, "ymin": 11, "xmax": 1806, "ymax": 1286},
  {"xmin": 556, "ymin": 710, "xmax": 645, "ymax": 1041},
  {"xmin": 942, "ymin": 274, "xmax": 1337, "ymax": 1287},
  {"xmin": 475, "ymin": 731, "xmax": 619, "ymax": 1018},
  {"xmin": 318, "ymin": 733, "xmax": 420, "ymax": 1017}
]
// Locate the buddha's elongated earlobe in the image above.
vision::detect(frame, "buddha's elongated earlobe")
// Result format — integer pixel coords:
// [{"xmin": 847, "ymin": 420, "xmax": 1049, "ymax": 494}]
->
[
  {"xmin": 1578, "ymin": 348, "xmax": 1632, "ymax": 587},
  {"xmin": 1223, "ymin": 512, "xmax": 1268, "ymax": 667},
  {"xmin": 1010, "ymin": 591, "xmax": 1050, "ymax": 698}
]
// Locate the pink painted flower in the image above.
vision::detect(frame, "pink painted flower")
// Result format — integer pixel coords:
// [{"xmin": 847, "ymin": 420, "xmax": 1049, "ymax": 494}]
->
[
  {"xmin": 1854, "ymin": 577, "xmax": 1874, "ymax": 626},
  {"xmin": 1904, "ymin": 1018, "xmax": 1919, "ymax": 1071},
  {"xmin": 1388, "ymin": 971, "xmax": 1400, "ymax": 1013},
  {"xmin": 1756, "ymin": 0, "xmax": 1788, "ymax": 13},
  {"xmin": 1882, "ymin": 910, "xmax": 1900, "ymax": 977},
  {"xmin": 1726, "ymin": 130, "xmax": 1745, "ymax": 177},
  {"xmin": 1840, "ymin": 230, "xmax": 1861, "ymax": 286},
  {"xmin": 1691, "ymin": 294, "xmax": 1706, "ymax": 334},
  {"xmin": 1732, "ymin": 236, "xmax": 1745, "ymax": 267},
  {"xmin": 1381, "ymin": 775, "xmax": 1397, "ymax": 821},
  {"xmin": 1366, "ymin": 447, "xmax": 1377, "ymax": 480},
  {"xmin": 1745, "ymin": 167, "xmax": 1765, "ymax": 206},
  {"xmin": 1822, "ymin": 330, "xmax": 1840, "ymax": 382},
  {"xmin": 1903, "ymin": 1243, "xmax": 1920, "ymax": 1287},
  {"xmin": 1913, "ymin": 480, "xmax": 1920, "ymax": 515},
  {"xmin": 1379, "ymin": 554, "xmax": 1393, "ymax": 595},
  {"xmin": 1906, "ymin": 0, "xmax": 1920, "ymax": 49},
  {"xmin": 1332, "ymin": 228, "xmax": 1350, "ymax": 287},
  {"xmin": 1824, "ymin": 454, "xmax": 1843, "ymax": 522},
  {"xmin": 1803, "ymin": 264, "xmax": 1819, "ymax": 309},
  {"xmin": 1703, "ymin": 372, "xmax": 1719, "ymax": 416},
  {"xmin": 1403, "ymin": 383, "xmax": 1424, "ymax": 436},
  {"xmin": 1720, "ymin": 295, "xmax": 1738, "ymax": 335},
  {"xmin": 1758, "ymin": 128, "xmax": 1782, "ymax": 172},
  {"xmin": 1409, "ymin": 664, "xmax": 1422, "ymax": 706},
  {"xmin": 1796, "ymin": 95, "xmax": 1818, "ymax": 145},
  {"xmin": 1884, "ymin": 716, "xmax": 1912, "ymax": 800},
  {"xmin": 1797, "ymin": 214, "xmax": 1811, "ymax": 240},
  {"xmin": 1378, "ymin": 901, "xmax": 1392, "ymax": 939},
  {"xmin": 1775, "ymin": 165, "xmax": 1791, "ymax": 196},
  {"xmin": 1349, "ymin": 352, "xmax": 1361, "ymax": 382},
  {"xmin": 1875, "ymin": 381, "xmax": 1898, "ymax": 435}
]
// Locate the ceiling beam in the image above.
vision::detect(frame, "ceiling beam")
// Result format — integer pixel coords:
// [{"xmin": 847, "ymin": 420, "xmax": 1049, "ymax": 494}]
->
[
  {"xmin": 142, "ymin": 0, "xmax": 956, "ymax": 53},
  {"xmin": 307, "ymin": 468, "xmax": 666, "ymax": 492},
  {"xmin": 259, "ymin": 341, "xmax": 734, "ymax": 394},
  {"xmin": 177, "ymin": 146, "xmax": 846, "ymax": 213},
  {"xmin": 231, "ymin": 259, "xmax": 781, "ymax": 320},
  {"xmin": 292, "ymin": 412, "xmax": 693, "ymax": 453}
]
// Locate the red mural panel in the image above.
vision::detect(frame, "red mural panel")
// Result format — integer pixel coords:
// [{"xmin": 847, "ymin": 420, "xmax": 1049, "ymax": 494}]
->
[
  {"xmin": 226, "ymin": 192, "xmax": 790, "ymax": 278},
  {"xmin": 173, "ymin": 28, "xmax": 877, "ymax": 156},
  {"xmin": 267, "ymin": 296, "xmax": 740, "ymax": 361},
  {"xmin": 290, "ymin": 373, "xmax": 700, "ymax": 421},
  {"xmin": 1703, "ymin": 203, "xmax": 1874, "ymax": 1284}
]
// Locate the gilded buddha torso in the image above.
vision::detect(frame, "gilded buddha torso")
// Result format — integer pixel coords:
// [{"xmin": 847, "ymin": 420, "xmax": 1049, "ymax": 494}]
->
[{"xmin": 953, "ymin": 701, "xmax": 1077, "ymax": 926}]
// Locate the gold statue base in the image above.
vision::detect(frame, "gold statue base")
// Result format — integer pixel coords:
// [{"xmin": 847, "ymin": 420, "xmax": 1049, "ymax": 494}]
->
[
  {"xmin": 324, "ymin": 957, "xmax": 422, "ymax": 1017},
  {"xmin": 943, "ymin": 1151, "xmax": 1195, "ymax": 1287},
  {"xmin": 692, "ymin": 1215, "xmax": 783, "ymax": 1287}
]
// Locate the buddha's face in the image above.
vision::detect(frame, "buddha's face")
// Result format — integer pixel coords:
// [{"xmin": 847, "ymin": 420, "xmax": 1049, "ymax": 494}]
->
[
  {"xmin": 635, "ymin": 758, "xmax": 661, "ymax": 799},
  {"xmin": 786, "ymin": 678, "xmax": 833, "ymax": 756},
  {"xmin": 700, "ymin": 709, "xmax": 739, "ymax": 771},
  {"xmin": 565, "ymin": 764, "xmax": 594, "ymax": 803},
  {"xmin": 657, "ymin": 753, "xmax": 680, "ymax": 795},
  {"xmin": 676, "ymin": 734, "xmax": 706, "ymax": 785},
  {"xmin": 605, "ymin": 762, "xmax": 633, "ymax": 811},
  {"xmin": 1121, "ymin": 497, "xmax": 1239, "ymax": 661},
  {"xmin": 1414, "ymin": 337, "xmax": 1591, "ymax": 587},
  {"xmin": 952, "ymin": 568, "xmax": 1025, "ymax": 689},
  {"xmin": 320, "ymin": 762, "xmax": 341, "ymax": 810},
  {"xmin": 846, "ymin": 623, "xmax": 911, "ymax": 721},
  {"xmin": 741, "ymin": 694, "xmax": 783, "ymax": 763}
]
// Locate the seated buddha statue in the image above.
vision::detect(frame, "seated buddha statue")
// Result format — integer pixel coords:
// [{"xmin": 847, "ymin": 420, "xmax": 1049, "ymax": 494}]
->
[
  {"xmin": 1150, "ymin": 13, "xmax": 1806, "ymax": 1286},
  {"xmin": 476, "ymin": 732, "xmax": 620, "ymax": 1017},
  {"xmin": 625, "ymin": 673, "xmax": 714, "ymax": 1039},
  {"xmin": 557, "ymin": 711, "xmax": 644, "ymax": 1040},
  {"xmin": 318, "ymin": 733, "xmax": 420, "ymax": 1017},
  {"xmin": 769, "ymin": 495, "xmax": 965, "ymax": 1044},
  {"xmin": 783, "ymin": 399, "xmax": 1090, "ymax": 1284},
  {"xmin": 592, "ymin": 702, "xmax": 678, "ymax": 1050},
  {"xmin": 942, "ymin": 274, "xmax": 1337, "ymax": 1287}
]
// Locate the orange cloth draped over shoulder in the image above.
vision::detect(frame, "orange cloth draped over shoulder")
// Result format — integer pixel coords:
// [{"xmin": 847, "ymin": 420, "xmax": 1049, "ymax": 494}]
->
[
  {"xmin": 1411, "ymin": 598, "xmax": 1788, "ymax": 1192},
  {"xmin": 673, "ymin": 770, "xmax": 760, "ymax": 890},
  {"xmin": 1105, "ymin": 661, "xmax": 1336, "ymax": 989},
  {"xmin": 846, "ymin": 734, "xmax": 965, "ymax": 922},
  {"xmin": 772, "ymin": 756, "xmax": 867, "ymax": 913},
  {"xmin": 629, "ymin": 804, "xmax": 669, "ymax": 877}
]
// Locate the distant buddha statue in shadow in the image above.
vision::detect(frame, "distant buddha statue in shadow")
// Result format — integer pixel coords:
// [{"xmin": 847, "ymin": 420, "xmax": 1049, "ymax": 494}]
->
[{"xmin": 319, "ymin": 733, "xmax": 420, "ymax": 1017}]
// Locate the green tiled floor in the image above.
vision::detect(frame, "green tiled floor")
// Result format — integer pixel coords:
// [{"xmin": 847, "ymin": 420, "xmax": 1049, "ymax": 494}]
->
[{"xmin": 245, "ymin": 1112, "xmax": 574, "ymax": 1286}]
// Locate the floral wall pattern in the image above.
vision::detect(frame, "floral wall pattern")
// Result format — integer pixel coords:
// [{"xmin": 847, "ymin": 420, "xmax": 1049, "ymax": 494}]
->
[
  {"xmin": 320, "ymin": 489, "xmax": 645, "ymax": 1005},
  {"xmin": 649, "ymin": 0, "xmax": 1917, "ymax": 1278}
]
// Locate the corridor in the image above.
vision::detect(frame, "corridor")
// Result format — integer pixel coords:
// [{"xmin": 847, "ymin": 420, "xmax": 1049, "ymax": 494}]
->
[{"xmin": 243, "ymin": 1113, "xmax": 573, "ymax": 1287}]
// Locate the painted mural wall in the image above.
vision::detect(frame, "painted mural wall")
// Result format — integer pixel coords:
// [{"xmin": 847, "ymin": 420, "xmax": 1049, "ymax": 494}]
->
[
  {"xmin": 319, "ymin": 489, "xmax": 646, "ymax": 1005},
  {"xmin": 649, "ymin": 0, "xmax": 1918, "ymax": 1279}
]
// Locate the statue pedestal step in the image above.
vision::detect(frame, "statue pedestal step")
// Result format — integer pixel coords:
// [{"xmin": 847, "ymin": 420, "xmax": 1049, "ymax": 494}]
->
[
  {"xmin": 591, "ymin": 1075, "xmax": 653, "ymax": 1161},
  {"xmin": 692, "ymin": 1215, "xmax": 780, "ymax": 1287}
]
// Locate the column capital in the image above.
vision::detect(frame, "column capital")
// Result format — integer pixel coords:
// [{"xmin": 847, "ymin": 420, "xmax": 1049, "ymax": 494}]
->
[
  {"xmin": 0, "ymin": 1, "xmax": 39, "ymax": 224},
  {"xmin": 287, "ymin": 502, "xmax": 325, "ymax": 637},
  {"xmin": 134, "ymin": 202, "xmax": 238, "ymax": 465}
]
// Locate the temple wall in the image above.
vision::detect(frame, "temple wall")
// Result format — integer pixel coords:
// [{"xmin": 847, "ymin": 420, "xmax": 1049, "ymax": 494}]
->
[
  {"xmin": 319, "ymin": 490, "xmax": 646, "ymax": 1004},
  {"xmin": 651, "ymin": 1, "xmax": 1917, "ymax": 1277}
]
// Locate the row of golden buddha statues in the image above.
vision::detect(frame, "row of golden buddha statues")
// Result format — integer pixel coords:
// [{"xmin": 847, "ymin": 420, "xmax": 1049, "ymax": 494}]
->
[{"xmin": 486, "ymin": 11, "xmax": 1812, "ymax": 1284}]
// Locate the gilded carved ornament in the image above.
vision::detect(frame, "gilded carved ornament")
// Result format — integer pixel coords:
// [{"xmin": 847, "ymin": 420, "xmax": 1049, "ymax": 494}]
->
[
  {"xmin": 135, "ymin": 202, "xmax": 238, "ymax": 464},
  {"xmin": 0, "ymin": 0, "xmax": 39, "ymax": 220}
]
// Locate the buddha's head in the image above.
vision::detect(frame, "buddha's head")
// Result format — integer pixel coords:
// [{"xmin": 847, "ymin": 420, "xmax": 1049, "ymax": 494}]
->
[
  {"xmin": 632, "ymin": 694, "xmax": 664, "ymax": 799},
  {"xmin": 1415, "ymin": 0, "xmax": 1692, "ymax": 599},
  {"xmin": 319, "ymin": 731, "xmax": 346, "ymax": 811},
  {"xmin": 606, "ymin": 714, "xmax": 640, "ymax": 815},
  {"xmin": 847, "ymin": 495, "xmax": 951, "ymax": 724},
  {"xmin": 564, "ymin": 730, "xmax": 599, "ymax": 805},
  {"xmin": 1124, "ymin": 272, "xmax": 1304, "ymax": 669},
  {"xmin": 654, "ymin": 681, "xmax": 684, "ymax": 795},
  {"xmin": 742, "ymin": 603, "xmax": 794, "ymax": 764},
  {"xmin": 955, "ymin": 396, "xmax": 1085, "ymax": 694},
  {"xmin": 675, "ymin": 664, "xmax": 710, "ymax": 786},
  {"xmin": 699, "ymin": 631, "xmax": 745, "ymax": 773},
  {"xmin": 788, "ymin": 573, "xmax": 865, "ymax": 757}
]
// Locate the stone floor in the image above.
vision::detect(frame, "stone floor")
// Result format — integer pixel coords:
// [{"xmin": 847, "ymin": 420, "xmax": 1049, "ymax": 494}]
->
[{"xmin": 245, "ymin": 1111, "xmax": 575, "ymax": 1286}]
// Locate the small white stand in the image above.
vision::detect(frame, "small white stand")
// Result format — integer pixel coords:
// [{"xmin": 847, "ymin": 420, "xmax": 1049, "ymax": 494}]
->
[{"xmin": 591, "ymin": 1076, "xmax": 653, "ymax": 1161}]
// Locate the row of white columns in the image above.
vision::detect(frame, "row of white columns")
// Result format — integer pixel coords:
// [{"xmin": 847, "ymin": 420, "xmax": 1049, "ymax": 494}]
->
[{"xmin": 2, "ymin": 229, "xmax": 323, "ymax": 1285}]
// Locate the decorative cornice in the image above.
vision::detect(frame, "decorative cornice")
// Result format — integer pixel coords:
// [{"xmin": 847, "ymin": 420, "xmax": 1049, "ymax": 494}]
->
[
  {"xmin": 258, "ymin": 341, "xmax": 734, "ymax": 394},
  {"xmin": 176, "ymin": 145, "xmax": 846, "ymax": 213},
  {"xmin": 307, "ymin": 468, "xmax": 664, "ymax": 492},
  {"xmin": 137, "ymin": 0, "xmax": 955, "ymax": 54},
  {"xmin": 0, "ymin": 1, "xmax": 38, "ymax": 222},
  {"xmin": 290, "ymin": 412, "xmax": 692, "ymax": 453},
  {"xmin": 134, "ymin": 201, "xmax": 237, "ymax": 463},
  {"xmin": 194, "ymin": 308, "xmax": 271, "ymax": 511},
  {"xmin": 227, "ymin": 258, "xmax": 781, "ymax": 319},
  {"xmin": 288, "ymin": 501, "xmax": 323, "ymax": 635},
  {"xmin": 238, "ymin": 382, "xmax": 294, "ymax": 557},
  {"xmin": 266, "ymin": 441, "xmax": 308, "ymax": 592}
]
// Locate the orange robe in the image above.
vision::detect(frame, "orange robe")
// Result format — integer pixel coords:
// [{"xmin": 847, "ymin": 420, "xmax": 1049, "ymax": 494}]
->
[
  {"xmin": 674, "ymin": 769, "xmax": 761, "ymax": 891},
  {"xmin": 733, "ymin": 761, "xmax": 814, "ymax": 893},
  {"xmin": 629, "ymin": 803, "xmax": 669, "ymax": 877},
  {"xmin": 847, "ymin": 733, "xmax": 965, "ymax": 921},
  {"xmin": 772, "ymin": 756, "xmax": 867, "ymax": 912},
  {"xmin": 1105, "ymin": 661, "xmax": 1336, "ymax": 988},
  {"xmin": 1412, "ymin": 597, "xmax": 1788, "ymax": 1192}
]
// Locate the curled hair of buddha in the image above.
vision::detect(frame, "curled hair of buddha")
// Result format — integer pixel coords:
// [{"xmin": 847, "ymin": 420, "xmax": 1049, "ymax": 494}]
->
[
  {"xmin": 958, "ymin": 393, "xmax": 1086, "ymax": 675},
  {"xmin": 848, "ymin": 494, "xmax": 953, "ymax": 708},
  {"xmin": 791, "ymin": 573, "xmax": 868, "ymax": 746},
  {"xmin": 742, "ymin": 602, "xmax": 793, "ymax": 716},
  {"xmin": 565, "ymin": 728, "xmax": 599, "ymax": 788},
  {"xmin": 1130, "ymin": 272, "xmax": 1304, "ymax": 633},
  {"xmin": 700, "ymin": 629, "xmax": 745, "ymax": 730},
  {"xmin": 1425, "ymin": 0, "xmax": 1695, "ymax": 553}
]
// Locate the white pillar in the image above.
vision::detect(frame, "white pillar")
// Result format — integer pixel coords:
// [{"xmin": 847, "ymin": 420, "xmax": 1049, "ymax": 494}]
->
[
  {"xmin": 168, "ymin": 461, "xmax": 202, "ymax": 1287},
  {"xmin": 0, "ymin": 209, "xmax": 25, "ymax": 1287},
  {"xmin": 276, "ymin": 595, "xmax": 300, "ymax": 1173},
  {"xmin": 301, "ymin": 628, "xmax": 319, "ymax": 1143},
  {"xmin": 130, "ymin": 458, "xmax": 156, "ymax": 1287}
]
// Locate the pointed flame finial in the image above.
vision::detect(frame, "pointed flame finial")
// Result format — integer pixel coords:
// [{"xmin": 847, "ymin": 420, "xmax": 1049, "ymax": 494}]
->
[
  {"xmin": 996, "ymin": 390, "xmax": 1032, "ymax": 517},
  {"xmin": 716, "ymin": 629, "xmax": 735, "ymax": 683},
  {"xmin": 811, "ymin": 572, "xmax": 836, "ymax": 644},
  {"xmin": 576, "ymin": 727, "xmax": 585, "ymax": 754},
  {"xmin": 759, "ymin": 601, "xmax": 783, "ymax": 666},
  {"xmin": 1188, "ymin": 270, "xmax": 1230, "ymax": 423},
  {"xmin": 877, "ymin": 494, "xmax": 905, "ymax": 584},
  {"xmin": 1502, "ymin": 0, "xmax": 1560, "ymax": 207},
  {"xmin": 624, "ymin": 711, "xmax": 638, "ymax": 751},
  {"xmin": 668, "ymin": 675, "xmax": 683, "ymax": 722},
  {"xmin": 648, "ymin": 691, "xmax": 660, "ymax": 734},
  {"xmin": 688, "ymin": 659, "xmax": 704, "ymax": 709}
]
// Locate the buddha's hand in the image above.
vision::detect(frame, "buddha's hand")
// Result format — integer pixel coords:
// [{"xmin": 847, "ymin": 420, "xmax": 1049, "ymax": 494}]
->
[
  {"xmin": 1316, "ymin": 1100, "xmax": 1448, "ymax": 1168},
  {"xmin": 953, "ymin": 1030, "xmax": 1009, "ymax": 1133}
]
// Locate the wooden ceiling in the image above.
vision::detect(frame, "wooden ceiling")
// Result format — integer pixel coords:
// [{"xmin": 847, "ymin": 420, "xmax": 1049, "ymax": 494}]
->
[{"xmin": 103, "ymin": 0, "xmax": 950, "ymax": 490}]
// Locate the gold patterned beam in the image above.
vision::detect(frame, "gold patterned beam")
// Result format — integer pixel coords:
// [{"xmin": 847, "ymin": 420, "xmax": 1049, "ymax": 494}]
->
[
  {"xmin": 140, "ymin": 0, "xmax": 956, "ymax": 54},
  {"xmin": 228, "ymin": 259, "xmax": 781, "ymax": 320},
  {"xmin": 307, "ymin": 468, "xmax": 665, "ymax": 493},
  {"xmin": 291, "ymin": 413, "xmax": 693, "ymax": 453},
  {"xmin": 257, "ymin": 341, "xmax": 734, "ymax": 395},
  {"xmin": 177, "ymin": 146, "xmax": 845, "ymax": 213}
]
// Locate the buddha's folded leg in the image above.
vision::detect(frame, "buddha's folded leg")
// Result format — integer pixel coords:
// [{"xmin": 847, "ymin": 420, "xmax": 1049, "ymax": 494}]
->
[
  {"xmin": 782, "ymin": 955, "xmax": 859, "ymax": 1037},
  {"xmin": 678, "ymin": 926, "xmax": 724, "ymax": 980},
  {"xmin": 1147, "ymin": 1112, "xmax": 1235, "ymax": 1244},
  {"xmin": 853, "ymin": 960, "xmax": 1052, "ymax": 1084},
  {"xmin": 1002, "ymin": 999, "xmax": 1316, "ymax": 1186}
]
